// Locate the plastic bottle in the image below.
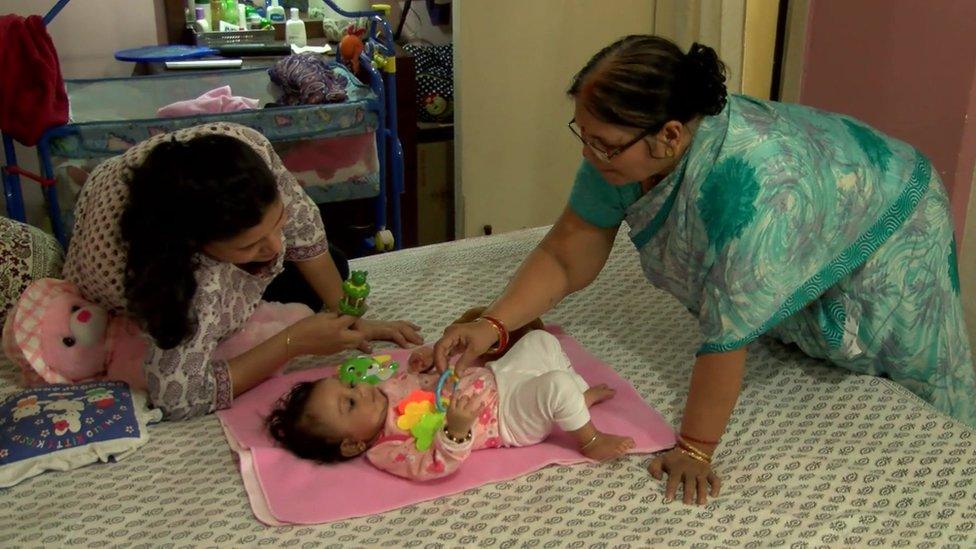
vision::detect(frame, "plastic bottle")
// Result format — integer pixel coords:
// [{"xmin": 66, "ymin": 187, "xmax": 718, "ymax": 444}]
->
[
  {"xmin": 266, "ymin": 0, "xmax": 286, "ymax": 24},
  {"xmin": 285, "ymin": 8, "xmax": 307, "ymax": 47},
  {"xmin": 194, "ymin": 6, "xmax": 211, "ymax": 32},
  {"xmin": 193, "ymin": 0, "xmax": 210, "ymax": 28},
  {"xmin": 209, "ymin": 0, "xmax": 222, "ymax": 28},
  {"xmin": 221, "ymin": 0, "xmax": 238, "ymax": 24}
]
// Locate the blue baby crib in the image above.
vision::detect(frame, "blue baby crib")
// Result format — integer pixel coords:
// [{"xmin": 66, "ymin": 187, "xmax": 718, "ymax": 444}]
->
[{"xmin": 1, "ymin": 0, "xmax": 404, "ymax": 251}]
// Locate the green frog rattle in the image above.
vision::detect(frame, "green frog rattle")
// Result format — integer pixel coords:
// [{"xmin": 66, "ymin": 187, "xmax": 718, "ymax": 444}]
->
[
  {"xmin": 338, "ymin": 270, "xmax": 370, "ymax": 317},
  {"xmin": 338, "ymin": 354, "xmax": 399, "ymax": 385}
]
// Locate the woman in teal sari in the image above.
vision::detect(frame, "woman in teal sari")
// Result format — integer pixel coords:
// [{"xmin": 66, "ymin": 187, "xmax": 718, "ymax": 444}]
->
[{"xmin": 433, "ymin": 36, "xmax": 974, "ymax": 505}]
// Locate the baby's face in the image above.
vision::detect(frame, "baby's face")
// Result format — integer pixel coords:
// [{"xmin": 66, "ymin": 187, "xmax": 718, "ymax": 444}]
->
[{"xmin": 305, "ymin": 377, "xmax": 388, "ymax": 443}]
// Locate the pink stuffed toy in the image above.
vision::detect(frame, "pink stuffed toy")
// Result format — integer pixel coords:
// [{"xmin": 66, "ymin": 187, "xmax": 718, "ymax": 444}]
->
[{"xmin": 2, "ymin": 278, "xmax": 313, "ymax": 390}]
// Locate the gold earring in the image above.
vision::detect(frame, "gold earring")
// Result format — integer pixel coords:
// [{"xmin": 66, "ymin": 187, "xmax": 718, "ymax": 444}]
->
[{"xmin": 666, "ymin": 148, "xmax": 674, "ymax": 158}]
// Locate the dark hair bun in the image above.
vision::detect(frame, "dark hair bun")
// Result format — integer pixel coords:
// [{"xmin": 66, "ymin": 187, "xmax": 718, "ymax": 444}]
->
[{"xmin": 681, "ymin": 43, "xmax": 728, "ymax": 116}]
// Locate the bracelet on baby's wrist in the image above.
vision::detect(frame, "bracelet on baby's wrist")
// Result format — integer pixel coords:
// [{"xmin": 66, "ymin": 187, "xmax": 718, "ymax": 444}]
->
[{"xmin": 442, "ymin": 425, "xmax": 473, "ymax": 444}]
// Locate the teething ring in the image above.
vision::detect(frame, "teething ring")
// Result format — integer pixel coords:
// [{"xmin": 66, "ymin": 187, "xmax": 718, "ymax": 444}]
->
[{"xmin": 434, "ymin": 369, "xmax": 459, "ymax": 413}]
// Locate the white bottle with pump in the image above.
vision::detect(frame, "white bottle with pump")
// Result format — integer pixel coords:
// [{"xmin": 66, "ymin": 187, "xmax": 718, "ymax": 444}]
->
[
  {"xmin": 266, "ymin": 0, "xmax": 286, "ymax": 24},
  {"xmin": 285, "ymin": 8, "xmax": 307, "ymax": 47}
]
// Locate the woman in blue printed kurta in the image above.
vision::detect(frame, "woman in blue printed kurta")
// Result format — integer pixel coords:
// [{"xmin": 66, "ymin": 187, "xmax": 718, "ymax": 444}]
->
[{"xmin": 432, "ymin": 36, "xmax": 974, "ymax": 506}]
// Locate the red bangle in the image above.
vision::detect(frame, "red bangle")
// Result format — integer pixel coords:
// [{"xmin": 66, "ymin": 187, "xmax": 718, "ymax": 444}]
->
[
  {"xmin": 679, "ymin": 433, "xmax": 720, "ymax": 446},
  {"xmin": 480, "ymin": 315, "xmax": 509, "ymax": 355}
]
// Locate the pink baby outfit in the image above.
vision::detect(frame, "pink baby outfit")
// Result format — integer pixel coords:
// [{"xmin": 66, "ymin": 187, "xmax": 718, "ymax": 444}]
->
[
  {"xmin": 366, "ymin": 366, "xmax": 502, "ymax": 480},
  {"xmin": 366, "ymin": 330, "xmax": 592, "ymax": 480}
]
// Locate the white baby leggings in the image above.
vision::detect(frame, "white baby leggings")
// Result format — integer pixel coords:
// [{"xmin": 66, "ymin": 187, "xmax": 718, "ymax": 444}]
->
[{"xmin": 489, "ymin": 330, "xmax": 591, "ymax": 447}]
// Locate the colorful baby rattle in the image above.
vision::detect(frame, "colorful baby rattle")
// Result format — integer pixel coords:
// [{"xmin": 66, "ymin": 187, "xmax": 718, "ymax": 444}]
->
[
  {"xmin": 338, "ymin": 270, "xmax": 370, "ymax": 317},
  {"xmin": 338, "ymin": 354, "xmax": 399, "ymax": 386},
  {"xmin": 434, "ymin": 369, "xmax": 460, "ymax": 413}
]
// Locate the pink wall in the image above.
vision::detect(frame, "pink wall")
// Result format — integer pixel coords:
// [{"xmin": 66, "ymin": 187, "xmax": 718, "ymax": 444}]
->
[{"xmin": 798, "ymin": 0, "xmax": 976, "ymax": 240}]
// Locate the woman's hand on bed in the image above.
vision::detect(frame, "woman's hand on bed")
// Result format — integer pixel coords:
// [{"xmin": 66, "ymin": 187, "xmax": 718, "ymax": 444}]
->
[
  {"xmin": 433, "ymin": 321, "xmax": 498, "ymax": 375},
  {"xmin": 353, "ymin": 318, "xmax": 423, "ymax": 352},
  {"xmin": 648, "ymin": 448, "xmax": 721, "ymax": 505},
  {"xmin": 289, "ymin": 313, "xmax": 366, "ymax": 357}
]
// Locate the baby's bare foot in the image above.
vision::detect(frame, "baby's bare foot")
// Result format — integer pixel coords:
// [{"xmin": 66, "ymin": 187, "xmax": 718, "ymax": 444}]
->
[
  {"xmin": 582, "ymin": 432, "xmax": 635, "ymax": 461},
  {"xmin": 584, "ymin": 384, "xmax": 616, "ymax": 408}
]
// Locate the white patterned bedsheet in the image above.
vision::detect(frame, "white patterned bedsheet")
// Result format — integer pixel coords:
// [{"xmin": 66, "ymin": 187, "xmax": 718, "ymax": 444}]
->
[{"xmin": 1, "ymin": 227, "xmax": 974, "ymax": 548}]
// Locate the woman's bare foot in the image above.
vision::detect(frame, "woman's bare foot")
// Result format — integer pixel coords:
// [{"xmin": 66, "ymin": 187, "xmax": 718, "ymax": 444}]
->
[
  {"xmin": 581, "ymin": 431, "xmax": 635, "ymax": 461},
  {"xmin": 584, "ymin": 384, "xmax": 615, "ymax": 408}
]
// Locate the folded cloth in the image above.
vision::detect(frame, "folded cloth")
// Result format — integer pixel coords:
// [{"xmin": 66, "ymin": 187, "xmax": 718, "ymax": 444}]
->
[
  {"xmin": 218, "ymin": 325, "xmax": 675, "ymax": 525},
  {"xmin": 267, "ymin": 53, "xmax": 348, "ymax": 106},
  {"xmin": 156, "ymin": 85, "xmax": 260, "ymax": 118},
  {"xmin": 0, "ymin": 15, "xmax": 68, "ymax": 146}
]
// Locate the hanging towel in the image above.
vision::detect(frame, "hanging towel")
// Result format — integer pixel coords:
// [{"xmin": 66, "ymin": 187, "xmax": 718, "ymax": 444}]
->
[{"xmin": 0, "ymin": 15, "xmax": 68, "ymax": 146}]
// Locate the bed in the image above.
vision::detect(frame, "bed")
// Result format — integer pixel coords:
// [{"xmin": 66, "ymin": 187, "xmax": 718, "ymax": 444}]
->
[{"xmin": 1, "ymin": 227, "xmax": 974, "ymax": 547}]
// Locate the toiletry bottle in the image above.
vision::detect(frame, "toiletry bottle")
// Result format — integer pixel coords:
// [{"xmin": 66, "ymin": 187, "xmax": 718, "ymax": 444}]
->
[
  {"xmin": 209, "ymin": 0, "xmax": 222, "ymax": 29},
  {"xmin": 221, "ymin": 0, "xmax": 238, "ymax": 24},
  {"xmin": 194, "ymin": 6, "xmax": 211, "ymax": 32},
  {"xmin": 285, "ymin": 8, "xmax": 308, "ymax": 47},
  {"xmin": 238, "ymin": 3, "xmax": 248, "ymax": 29},
  {"xmin": 267, "ymin": 0, "xmax": 286, "ymax": 24},
  {"xmin": 194, "ymin": 0, "xmax": 210, "ymax": 24}
]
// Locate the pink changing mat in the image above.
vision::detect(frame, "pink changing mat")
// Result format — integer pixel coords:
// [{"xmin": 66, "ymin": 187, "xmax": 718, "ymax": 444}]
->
[{"xmin": 217, "ymin": 326, "xmax": 675, "ymax": 525}]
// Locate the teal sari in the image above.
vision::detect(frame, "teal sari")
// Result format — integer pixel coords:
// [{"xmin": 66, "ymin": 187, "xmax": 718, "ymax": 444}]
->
[{"xmin": 569, "ymin": 94, "xmax": 975, "ymax": 427}]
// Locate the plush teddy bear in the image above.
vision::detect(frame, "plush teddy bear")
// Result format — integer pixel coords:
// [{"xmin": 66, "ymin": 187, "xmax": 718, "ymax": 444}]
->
[{"xmin": 1, "ymin": 278, "xmax": 313, "ymax": 390}]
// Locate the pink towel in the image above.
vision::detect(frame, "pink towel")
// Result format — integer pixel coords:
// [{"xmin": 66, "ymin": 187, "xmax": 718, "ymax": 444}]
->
[
  {"xmin": 156, "ymin": 85, "xmax": 259, "ymax": 118},
  {"xmin": 217, "ymin": 326, "xmax": 675, "ymax": 525}
]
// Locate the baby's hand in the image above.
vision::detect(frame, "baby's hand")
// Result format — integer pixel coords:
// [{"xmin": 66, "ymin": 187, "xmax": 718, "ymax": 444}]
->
[
  {"xmin": 445, "ymin": 393, "xmax": 484, "ymax": 440},
  {"xmin": 408, "ymin": 346, "xmax": 435, "ymax": 372}
]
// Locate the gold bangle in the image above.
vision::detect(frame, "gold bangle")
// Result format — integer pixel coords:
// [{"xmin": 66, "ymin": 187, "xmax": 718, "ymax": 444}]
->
[
  {"xmin": 677, "ymin": 442, "xmax": 711, "ymax": 464},
  {"xmin": 677, "ymin": 447, "xmax": 711, "ymax": 465},
  {"xmin": 677, "ymin": 437, "xmax": 713, "ymax": 462}
]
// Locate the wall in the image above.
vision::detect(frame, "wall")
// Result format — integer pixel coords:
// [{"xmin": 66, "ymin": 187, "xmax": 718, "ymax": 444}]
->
[
  {"xmin": 652, "ymin": 0, "xmax": 778, "ymax": 99},
  {"xmin": 797, "ymin": 0, "xmax": 976, "ymax": 241},
  {"xmin": 0, "ymin": 0, "xmax": 163, "ymax": 225},
  {"xmin": 740, "ymin": 0, "xmax": 778, "ymax": 98},
  {"xmin": 453, "ymin": 0, "xmax": 657, "ymax": 238},
  {"xmin": 777, "ymin": 0, "xmax": 808, "ymax": 104}
]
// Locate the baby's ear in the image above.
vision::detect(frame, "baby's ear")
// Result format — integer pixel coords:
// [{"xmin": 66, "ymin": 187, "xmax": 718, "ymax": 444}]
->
[{"xmin": 339, "ymin": 439, "xmax": 367, "ymax": 458}]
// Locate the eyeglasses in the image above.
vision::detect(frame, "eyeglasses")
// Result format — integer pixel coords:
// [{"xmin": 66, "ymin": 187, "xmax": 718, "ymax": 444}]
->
[{"xmin": 568, "ymin": 118, "xmax": 656, "ymax": 163}]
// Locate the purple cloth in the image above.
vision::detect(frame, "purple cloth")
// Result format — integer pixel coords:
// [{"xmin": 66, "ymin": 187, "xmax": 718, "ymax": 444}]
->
[{"xmin": 267, "ymin": 53, "xmax": 349, "ymax": 106}]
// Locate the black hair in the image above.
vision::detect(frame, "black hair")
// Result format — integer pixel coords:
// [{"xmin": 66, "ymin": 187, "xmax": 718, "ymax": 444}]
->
[
  {"xmin": 119, "ymin": 134, "xmax": 279, "ymax": 349},
  {"xmin": 266, "ymin": 380, "xmax": 352, "ymax": 464},
  {"xmin": 568, "ymin": 35, "xmax": 728, "ymax": 131}
]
